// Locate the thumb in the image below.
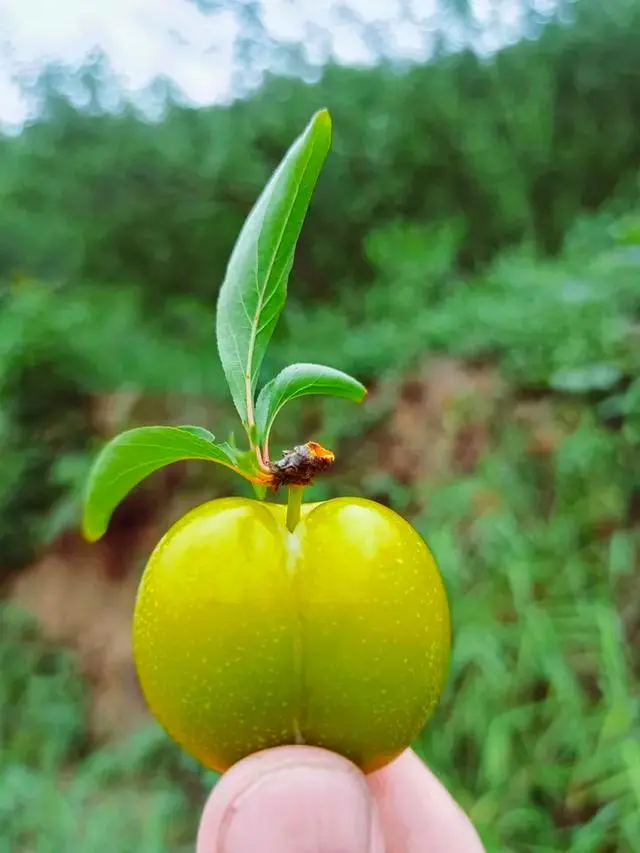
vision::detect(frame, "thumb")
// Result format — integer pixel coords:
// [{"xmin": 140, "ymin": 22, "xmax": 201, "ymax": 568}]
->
[{"xmin": 197, "ymin": 745, "xmax": 386, "ymax": 853}]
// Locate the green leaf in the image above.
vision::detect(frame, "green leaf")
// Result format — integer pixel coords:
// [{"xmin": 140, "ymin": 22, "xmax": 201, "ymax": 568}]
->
[
  {"xmin": 82, "ymin": 426, "xmax": 240, "ymax": 542},
  {"xmin": 230, "ymin": 447, "xmax": 269, "ymax": 501},
  {"xmin": 215, "ymin": 109, "xmax": 332, "ymax": 427},
  {"xmin": 255, "ymin": 362, "xmax": 367, "ymax": 445}
]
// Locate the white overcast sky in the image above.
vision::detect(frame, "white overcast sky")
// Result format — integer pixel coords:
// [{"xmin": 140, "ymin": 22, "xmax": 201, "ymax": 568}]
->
[{"xmin": 0, "ymin": 0, "xmax": 557, "ymax": 129}]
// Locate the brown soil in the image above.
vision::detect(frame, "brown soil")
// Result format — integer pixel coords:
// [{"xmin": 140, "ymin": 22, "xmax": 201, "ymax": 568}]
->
[
  {"xmin": 8, "ymin": 530, "xmax": 150, "ymax": 740},
  {"xmin": 380, "ymin": 357, "xmax": 508, "ymax": 485}
]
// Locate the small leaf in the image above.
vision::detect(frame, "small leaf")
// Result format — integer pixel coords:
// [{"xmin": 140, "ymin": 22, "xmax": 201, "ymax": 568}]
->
[
  {"xmin": 225, "ymin": 446, "xmax": 268, "ymax": 500},
  {"xmin": 82, "ymin": 426, "xmax": 241, "ymax": 542},
  {"xmin": 255, "ymin": 362, "xmax": 367, "ymax": 445},
  {"xmin": 216, "ymin": 110, "xmax": 332, "ymax": 426}
]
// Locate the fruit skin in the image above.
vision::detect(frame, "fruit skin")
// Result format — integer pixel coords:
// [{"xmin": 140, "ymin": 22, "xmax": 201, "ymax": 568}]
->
[{"xmin": 133, "ymin": 496, "xmax": 451, "ymax": 774}]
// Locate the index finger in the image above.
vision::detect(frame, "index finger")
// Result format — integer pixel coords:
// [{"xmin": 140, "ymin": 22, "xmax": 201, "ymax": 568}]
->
[{"xmin": 367, "ymin": 749, "xmax": 485, "ymax": 853}]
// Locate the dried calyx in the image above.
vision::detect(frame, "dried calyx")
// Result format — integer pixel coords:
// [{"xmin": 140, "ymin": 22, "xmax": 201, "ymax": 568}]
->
[{"xmin": 260, "ymin": 442, "xmax": 335, "ymax": 491}]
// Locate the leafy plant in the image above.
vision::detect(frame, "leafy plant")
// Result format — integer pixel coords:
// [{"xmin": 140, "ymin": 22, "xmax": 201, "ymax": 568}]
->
[{"xmin": 83, "ymin": 110, "xmax": 366, "ymax": 542}]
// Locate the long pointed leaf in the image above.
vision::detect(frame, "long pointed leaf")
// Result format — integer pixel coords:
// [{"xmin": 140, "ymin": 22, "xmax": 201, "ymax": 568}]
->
[
  {"xmin": 215, "ymin": 110, "xmax": 332, "ymax": 426},
  {"xmin": 255, "ymin": 362, "xmax": 367, "ymax": 446},
  {"xmin": 82, "ymin": 426, "xmax": 241, "ymax": 542}
]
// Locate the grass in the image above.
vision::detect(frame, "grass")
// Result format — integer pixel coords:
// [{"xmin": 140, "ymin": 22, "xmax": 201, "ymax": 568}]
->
[
  {"xmin": 415, "ymin": 417, "xmax": 639, "ymax": 851},
  {"xmin": 0, "ymin": 605, "xmax": 217, "ymax": 853}
]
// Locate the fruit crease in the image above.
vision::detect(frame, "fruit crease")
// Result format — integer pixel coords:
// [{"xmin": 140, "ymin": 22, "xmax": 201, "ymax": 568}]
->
[{"xmin": 286, "ymin": 528, "xmax": 308, "ymax": 745}]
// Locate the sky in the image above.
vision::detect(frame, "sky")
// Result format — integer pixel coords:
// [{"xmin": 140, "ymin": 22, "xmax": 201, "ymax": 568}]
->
[{"xmin": 0, "ymin": 0, "xmax": 557, "ymax": 129}]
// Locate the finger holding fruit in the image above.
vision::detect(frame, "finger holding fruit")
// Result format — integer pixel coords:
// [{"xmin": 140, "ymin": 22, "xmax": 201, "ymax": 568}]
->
[{"xmin": 82, "ymin": 110, "xmax": 451, "ymax": 776}]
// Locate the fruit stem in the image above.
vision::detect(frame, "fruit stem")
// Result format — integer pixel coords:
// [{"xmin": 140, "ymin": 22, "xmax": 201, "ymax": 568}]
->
[{"xmin": 286, "ymin": 485, "xmax": 305, "ymax": 532}]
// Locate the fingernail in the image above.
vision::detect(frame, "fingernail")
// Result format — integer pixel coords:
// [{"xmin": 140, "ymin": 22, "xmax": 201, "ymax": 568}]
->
[{"xmin": 218, "ymin": 763, "xmax": 383, "ymax": 853}]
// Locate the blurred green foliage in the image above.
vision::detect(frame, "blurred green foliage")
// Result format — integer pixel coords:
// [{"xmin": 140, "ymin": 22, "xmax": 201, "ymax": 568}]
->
[
  {"xmin": 1, "ymin": 0, "xmax": 639, "ymax": 850},
  {"xmin": 3, "ymin": 1, "xmax": 640, "ymax": 302},
  {"xmin": 0, "ymin": 604, "xmax": 217, "ymax": 853},
  {"xmin": 417, "ymin": 420, "xmax": 640, "ymax": 851}
]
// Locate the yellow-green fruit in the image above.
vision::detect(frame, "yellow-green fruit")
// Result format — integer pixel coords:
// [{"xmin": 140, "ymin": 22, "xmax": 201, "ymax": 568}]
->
[{"xmin": 133, "ymin": 496, "xmax": 451, "ymax": 774}]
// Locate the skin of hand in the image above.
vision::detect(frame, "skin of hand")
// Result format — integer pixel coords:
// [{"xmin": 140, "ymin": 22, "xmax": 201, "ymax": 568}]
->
[{"xmin": 197, "ymin": 745, "xmax": 486, "ymax": 853}]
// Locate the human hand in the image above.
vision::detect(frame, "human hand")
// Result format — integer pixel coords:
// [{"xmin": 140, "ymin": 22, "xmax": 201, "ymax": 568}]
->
[{"xmin": 197, "ymin": 745, "xmax": 485, "ymax": 852}]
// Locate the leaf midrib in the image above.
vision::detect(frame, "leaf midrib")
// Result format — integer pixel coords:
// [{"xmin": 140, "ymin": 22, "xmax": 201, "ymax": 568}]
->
[{"xmin": 243, "ymin": 136, "xmax": 320, "ymax": 413}]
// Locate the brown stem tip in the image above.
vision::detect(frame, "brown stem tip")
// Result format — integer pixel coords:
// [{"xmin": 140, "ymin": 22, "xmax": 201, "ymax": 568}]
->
[{"xmin": 262, "ymin": 442, "xmax": 335, "ymax": 490}]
